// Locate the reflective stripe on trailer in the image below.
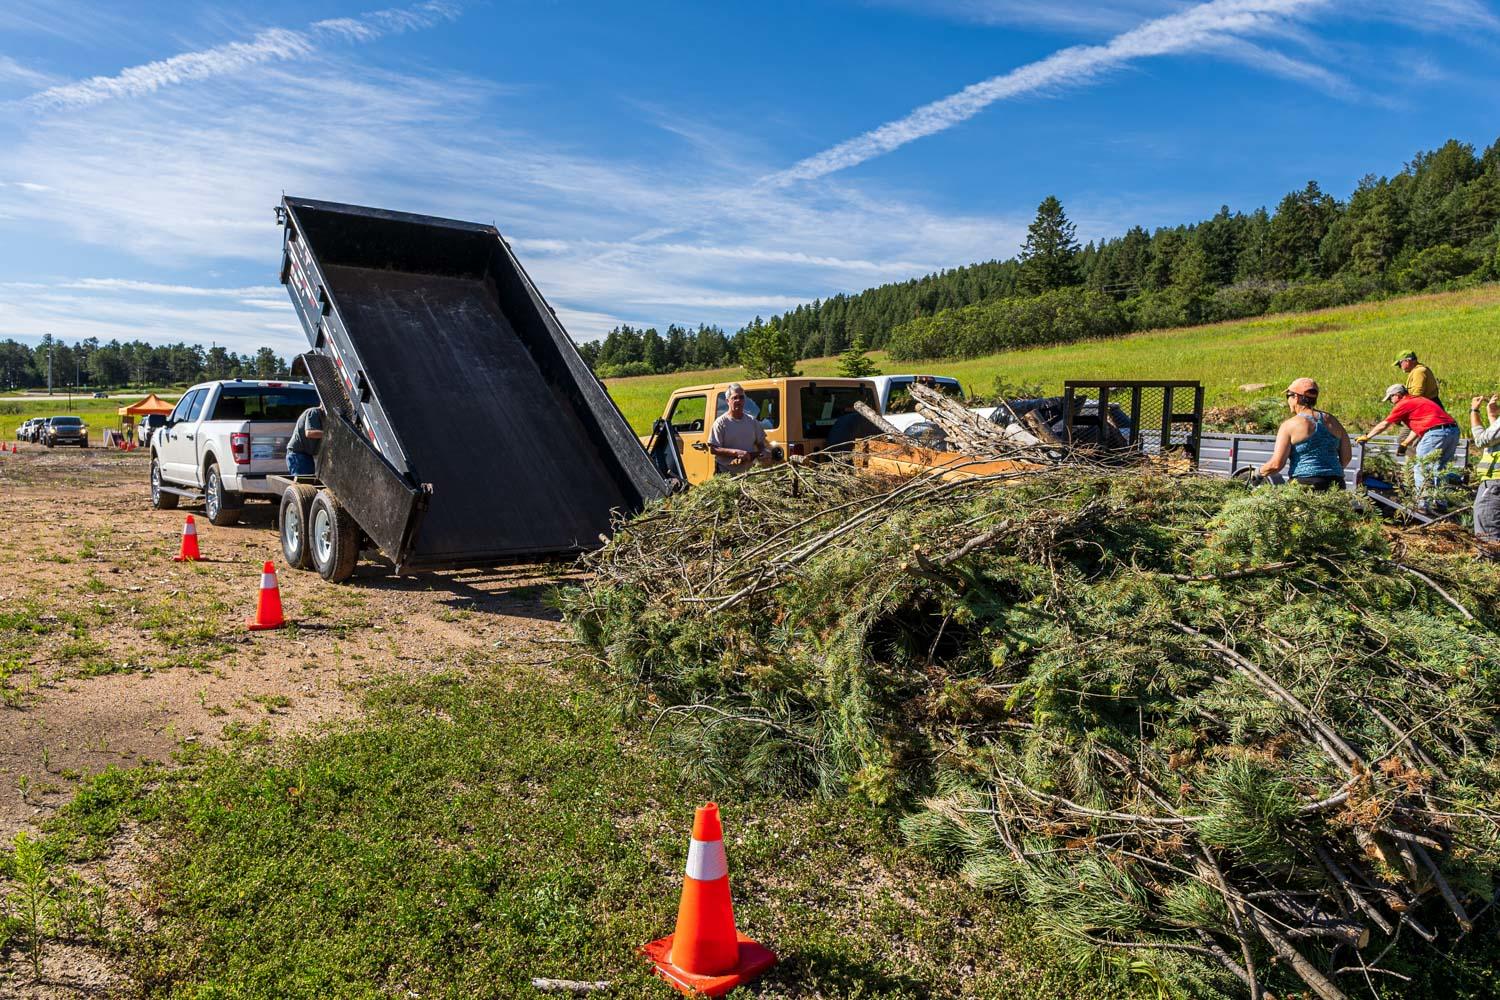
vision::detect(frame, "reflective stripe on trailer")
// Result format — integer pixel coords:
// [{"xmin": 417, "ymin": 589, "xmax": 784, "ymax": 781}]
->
[{"xmin": 684, "ymin": 838, "xmax": 727, "ymax": 881}]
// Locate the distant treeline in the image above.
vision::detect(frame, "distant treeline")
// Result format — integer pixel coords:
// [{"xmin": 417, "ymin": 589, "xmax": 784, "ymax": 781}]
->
[
  {"xmin": 0, "ymin": 335, "xmax": 290, "ymax": 390},
  {"xmin": 582, "ymin": 135, "xmax": 1500, "ymax": 373}
]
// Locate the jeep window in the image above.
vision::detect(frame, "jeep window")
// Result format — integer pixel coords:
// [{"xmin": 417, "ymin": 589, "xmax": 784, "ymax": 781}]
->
[
  {"xmin": 714, "ymin": 388, "xmax": 780, "ymax": 429},
  {"xmin": 800, "ymin": 384, "xmax": 880, "ymax": 439},
  {"xmin": 667, "ymin": 395, "xmax": 708, "ymax": 434},
  {"xmin": 211, "ymin": 385, "xmax": 318, "ymax": 421}
]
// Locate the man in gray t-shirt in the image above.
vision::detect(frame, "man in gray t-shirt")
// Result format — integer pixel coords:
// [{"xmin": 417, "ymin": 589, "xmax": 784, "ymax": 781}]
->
[
  {"xmin": 708, "ymin": 383, "xmax": 770, "ymax": 474},
  {"xmin": 286, "ymin": 406, "xmax": 323, "ymax": 477}
]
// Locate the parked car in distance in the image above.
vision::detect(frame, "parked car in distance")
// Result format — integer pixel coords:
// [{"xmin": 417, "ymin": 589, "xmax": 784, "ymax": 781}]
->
[
  {"xmin": 42, "ymin": 415, "xmax": 89, "ymax": 448},
  {"xmin": 150, "ymin": 379, "xmax": 320, "ymax": 525},
  {"xmin": 17, "ymin": 418, "xmax": 41, "ymax": 441},
  {"xmin": 136, "ymin": 413, "xmax": 167, "ymax": 446}
]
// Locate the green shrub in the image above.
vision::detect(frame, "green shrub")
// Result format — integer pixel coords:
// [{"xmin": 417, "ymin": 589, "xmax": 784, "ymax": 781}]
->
[
  {"xmin": 886, "ymin": 287, "xmax": 1127, "ymax": 360},
  {"xmin": 1396, "ymin": 244, "xmax": 1481, "ymax": 291}
]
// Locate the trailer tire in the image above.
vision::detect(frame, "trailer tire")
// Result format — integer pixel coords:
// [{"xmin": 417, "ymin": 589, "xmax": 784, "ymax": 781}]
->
[
  {"xmin": 280, "ymin": 484, "xmax": 319, "ymax": 570},
  {"xmin": 150, "ymin": 458, "xmax": 179, "ymax": 510},
  {"xmin": 203, "ymin": 462, "xmax": 242, "ymax": 526},
  {"xmin": 309, "ymin": 490, "xmax": 359, "ymax": 584}
]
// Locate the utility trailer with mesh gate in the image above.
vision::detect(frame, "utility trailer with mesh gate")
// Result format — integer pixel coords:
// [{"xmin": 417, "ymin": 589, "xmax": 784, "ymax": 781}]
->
[{"xmin": 274, "ymin": 196, "xmax": 667, "ymax": 583}]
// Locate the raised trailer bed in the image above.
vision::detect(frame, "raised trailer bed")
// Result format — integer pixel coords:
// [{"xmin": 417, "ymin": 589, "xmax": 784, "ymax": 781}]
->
[{"xmin": 277, "ymin": 197, "xmax": 666, "ymax": 582}]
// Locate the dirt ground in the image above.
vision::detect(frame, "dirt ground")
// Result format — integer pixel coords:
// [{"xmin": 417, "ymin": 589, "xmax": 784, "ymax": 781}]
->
[{"xmin": 0, "ymin": 444, "xmax": 580, "ymax": 997}]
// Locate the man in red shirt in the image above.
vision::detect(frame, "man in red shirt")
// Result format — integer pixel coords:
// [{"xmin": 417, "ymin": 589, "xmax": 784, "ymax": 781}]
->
[{"xmin": 1357, "ymin": 385, "xmax": 1459, "ymax": 513}]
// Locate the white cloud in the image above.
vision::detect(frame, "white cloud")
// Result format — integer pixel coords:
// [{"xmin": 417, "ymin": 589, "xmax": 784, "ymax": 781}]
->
[
  {"xmin": 0, "ymin": 283, "xmax": 305, "ymax": 355},
  {"xmin": 24, "ymin": 1, "xmax": 462, "ymax": 112},
  {"xmin": 769, "ymin": 0, "xmax": 1334, "ymax": 185}
]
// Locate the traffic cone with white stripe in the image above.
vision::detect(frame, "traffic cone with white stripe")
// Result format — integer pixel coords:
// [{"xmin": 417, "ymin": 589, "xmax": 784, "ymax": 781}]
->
[
  {"xmin": 247, "ymin": 560, "xmax": 285, "ymax": 631},
  {"xmin": 642, "ymin": 803, "xmax": 776, "ymax": 997},
  {"xmin": 172, "ymin": 514, "xmax": 201, "ymax": 562}
]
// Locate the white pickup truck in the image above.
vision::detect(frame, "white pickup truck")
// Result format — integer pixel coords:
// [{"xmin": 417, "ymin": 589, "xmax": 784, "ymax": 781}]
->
[
  {"xmin": 149, "ymin": 379, "xmax": 320, "ymax": 525},
  {"xmin": 867, "ymin": 374, "xmax": 967, "ymax": 431}
]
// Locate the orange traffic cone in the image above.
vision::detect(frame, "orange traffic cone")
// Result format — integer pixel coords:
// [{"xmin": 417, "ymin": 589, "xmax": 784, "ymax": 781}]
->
[
  {"xmin": 642, "ymin": 803, "xmax": 776, "ymax": 997},
  {"xmin": 247, "ymin": 561, "xmax": 285, "ymax": 631},
  {"xmin": 172, "ymin": 515, "xmax": 201, "ymax": 562}
]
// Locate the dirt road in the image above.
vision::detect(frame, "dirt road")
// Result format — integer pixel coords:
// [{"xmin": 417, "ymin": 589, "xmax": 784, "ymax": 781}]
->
[{"xmin": 0, "ymin": 445, "xmax": 578, "ymax": 995}]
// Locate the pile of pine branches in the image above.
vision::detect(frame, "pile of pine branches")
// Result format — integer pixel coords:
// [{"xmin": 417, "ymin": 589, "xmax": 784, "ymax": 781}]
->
[{"xmin": 562, "ymin": 462, "xmax": 1500, "ymax": 998}]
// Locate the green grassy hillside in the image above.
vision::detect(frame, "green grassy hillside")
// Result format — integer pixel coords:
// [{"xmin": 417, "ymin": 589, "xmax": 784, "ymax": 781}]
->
[{"xmin": 605, "ymin": 285, "xmax": 1500, "ymax": 434}]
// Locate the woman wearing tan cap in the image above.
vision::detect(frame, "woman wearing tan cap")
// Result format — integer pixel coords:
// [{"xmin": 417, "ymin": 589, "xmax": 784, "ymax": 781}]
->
[{"xmin": 1258, "ymin": 378, "xmax": 1352, "ymax": 490}]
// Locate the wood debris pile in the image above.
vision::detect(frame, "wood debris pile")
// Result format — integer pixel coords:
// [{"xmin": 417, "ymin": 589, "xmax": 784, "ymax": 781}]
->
[{"xmin": 565, "ymin": 462, "xmax": 1500, "ymax": 997}]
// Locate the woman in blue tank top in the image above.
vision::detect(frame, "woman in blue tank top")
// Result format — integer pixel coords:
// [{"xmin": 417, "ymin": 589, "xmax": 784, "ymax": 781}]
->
[{"xmin": 1258, "ymin": 378, "xmax": 1352, "ymax": 491}]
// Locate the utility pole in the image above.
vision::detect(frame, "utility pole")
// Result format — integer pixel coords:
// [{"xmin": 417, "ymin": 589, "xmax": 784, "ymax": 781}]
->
[{"xmin": 47, "ymin": 338, "xmax": 53, "ymax": 395}]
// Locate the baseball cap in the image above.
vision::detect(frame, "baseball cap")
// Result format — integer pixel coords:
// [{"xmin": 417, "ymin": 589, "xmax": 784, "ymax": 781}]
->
[
  {"xmin": 1285, "ymin": 378, "xmax": 1318, "ymax": 398},
  {"xmin": 1393, "ymin": 351, "xmax": 1417, "ymax": 367},
  {"xmin": 1383, "ymin": 384, "xmax": 1407, "ymax": 402}
]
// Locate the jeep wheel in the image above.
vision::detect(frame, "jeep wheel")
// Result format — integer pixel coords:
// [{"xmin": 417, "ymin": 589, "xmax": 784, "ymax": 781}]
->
[
  {"xmin": 204, "ymin": 462, "xmax": 242, "ymax": 526},
  {"xmin": 309, "ymin": 490, "xmax": 359, "ymax": 583},
  {"xmin": 150, "ymin": 458, "xmax": 179, "ymax": 510},
  {"xmin": 279, "ymin": 483, "xmax": 319, "ymax": 570}
]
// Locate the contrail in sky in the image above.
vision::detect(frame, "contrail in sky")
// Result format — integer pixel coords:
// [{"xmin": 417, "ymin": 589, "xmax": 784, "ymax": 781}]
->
[
  {"xmin": 768, "ymin": 0, "xmax": 1333, "ymax": 186},
  {"xmin": 25, "ymin": 0, "xmax": 461, "ymax": 112}
]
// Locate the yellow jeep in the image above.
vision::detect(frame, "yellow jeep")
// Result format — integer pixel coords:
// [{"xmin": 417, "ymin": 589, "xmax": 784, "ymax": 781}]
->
[{"xmin": 644, "ymin": 377, "xmax": 880, "ymax": 486}]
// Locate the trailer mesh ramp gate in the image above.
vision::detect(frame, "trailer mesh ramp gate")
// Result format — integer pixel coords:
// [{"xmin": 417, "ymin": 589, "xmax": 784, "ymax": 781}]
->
[{"xmin": 1061, "ymin": 380, "xmax": 1205, "ymax": 462}]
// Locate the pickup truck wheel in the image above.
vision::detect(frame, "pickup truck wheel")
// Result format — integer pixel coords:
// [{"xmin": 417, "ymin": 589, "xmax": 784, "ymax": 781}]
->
[
  {"xmin": 204, "ymin": 462, "xmax": 243, "ymax": 527},
  {"xmin": 309, "ymin": 490, "xmax": 359, "ymax": 584},
  {"xmin": 279, "ymin": 484, "xmax": 319, "ymax": 570},
  {"xmin": 150, "ymin": 458, "xmax": 179, "ymax": 510}
]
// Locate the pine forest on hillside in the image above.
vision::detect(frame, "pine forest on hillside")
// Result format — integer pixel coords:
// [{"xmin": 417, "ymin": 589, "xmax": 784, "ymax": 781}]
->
[{"xmin": 581, "ymin": 136, "xmax": 1500, "ymax": 374}]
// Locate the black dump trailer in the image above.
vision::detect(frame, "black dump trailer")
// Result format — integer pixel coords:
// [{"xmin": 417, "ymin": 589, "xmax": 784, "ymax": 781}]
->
[{"xmin": 275, "ymin": 196, "xmax": 666, "ymax": 582}]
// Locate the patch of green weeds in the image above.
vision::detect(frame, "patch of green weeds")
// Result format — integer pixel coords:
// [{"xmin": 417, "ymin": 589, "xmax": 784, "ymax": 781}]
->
[
  {"xmin": 254, "ymin": 693, "xmax": 292, "ymax": 714},
  {"xmin": 113, "ymin": 670, "xmax": 1144, "ymax": 1000}
]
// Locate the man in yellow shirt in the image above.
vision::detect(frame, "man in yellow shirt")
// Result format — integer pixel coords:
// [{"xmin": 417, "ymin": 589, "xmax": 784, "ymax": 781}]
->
[{"xmin": 1394, "ymin": 351, "xmax": 1440, "ymax": 406}]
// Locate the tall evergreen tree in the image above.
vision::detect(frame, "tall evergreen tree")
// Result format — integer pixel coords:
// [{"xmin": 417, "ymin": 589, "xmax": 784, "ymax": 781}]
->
[
  {"xmin": 1018, "ymin": 196, "xmax": 1081, "ymax": 293},
  {"xmin": 836, "ymin": 333, "xmax": 881, "ymax": 378}
]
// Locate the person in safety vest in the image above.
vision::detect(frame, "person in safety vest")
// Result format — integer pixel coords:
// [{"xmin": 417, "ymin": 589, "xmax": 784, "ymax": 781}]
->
[{"xmin": 1471, "ymin": 393, "xmax": 1500, "ymax": 559}]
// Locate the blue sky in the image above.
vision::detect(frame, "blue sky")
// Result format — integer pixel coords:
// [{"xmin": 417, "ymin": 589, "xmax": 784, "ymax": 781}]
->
[{"xmin": 0, "ymin": 0, "xmax": 1497, "ymax": 355}]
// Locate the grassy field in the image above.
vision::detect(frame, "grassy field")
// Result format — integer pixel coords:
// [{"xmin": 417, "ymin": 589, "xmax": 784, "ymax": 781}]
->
[
  {"xmin": 2, "ymin": 390, "xmax": 181, "ymax": 440},
  {"xmin": 13, "ymin": 667, "xmax": 1151, "ymax": 1000},
  {"xmin": 605, "ymin": 285, "xmax": 1500, "ymax": 434}
]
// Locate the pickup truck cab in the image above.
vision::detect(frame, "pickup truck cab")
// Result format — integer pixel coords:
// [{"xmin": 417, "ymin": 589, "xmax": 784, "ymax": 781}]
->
[
  {"xmin": 866, "ymin": 374, "xmax": 966, "ymax": 431},
  {"xmin": 645, "ymin": 376, "xmax": 880, "ymax": 487},
  {"xmin": 150, "ymin": 379, "xmax": 319, "ymax": 525}
]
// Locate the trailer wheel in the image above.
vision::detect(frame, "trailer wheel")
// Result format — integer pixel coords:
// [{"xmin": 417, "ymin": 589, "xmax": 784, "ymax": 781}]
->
[
  {"xmin": 279, "ymin": 484, "xmax": 319, "ymax": 570},
  {"xmin": 309, "ymin": 490, "xmax": 359, "ymax": 583},
  {"xmin": 151, "ymin": 458, "xmax": 179, "ymax": 510}
]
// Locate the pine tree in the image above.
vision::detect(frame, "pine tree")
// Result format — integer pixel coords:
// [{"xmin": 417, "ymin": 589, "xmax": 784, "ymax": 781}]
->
[
  {"xmin": 737, "ymin": 318, "xmax": 799, "ymax": 378},
  {"xmin": 1018, "ymin": 196, "xmax": 1081, "ymax": 293},
  {"xmin": 836, "ymin": 333, "xmax": 881, "ymax": 378}
]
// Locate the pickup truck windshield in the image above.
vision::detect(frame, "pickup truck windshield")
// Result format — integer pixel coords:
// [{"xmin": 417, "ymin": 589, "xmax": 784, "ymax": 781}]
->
[
  {"xmin": 800, "ymin": 385, "xmax": 880, "ymax": 439},
  {"xmin": 210, "ymin": 385, "xmax": 319, "ymax": 421},
  {"xmin": 49, "ymin": 417, "xmax": 84, "ymax": 426}
]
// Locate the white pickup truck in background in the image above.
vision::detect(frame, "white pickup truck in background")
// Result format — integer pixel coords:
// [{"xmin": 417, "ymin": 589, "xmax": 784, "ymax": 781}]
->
[
  {"xmin": 867, "ymin": 374, "xmax": 967, "ymax": 431},
  {"xmin": 150, "ymin": 379, "xmax": 320, "ymax": 525}
]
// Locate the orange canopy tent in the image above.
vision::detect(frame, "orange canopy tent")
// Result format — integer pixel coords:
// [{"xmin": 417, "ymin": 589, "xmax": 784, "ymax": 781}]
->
[
  {"xmin": 116, "ymin": 394, "xmax": 176, "ymax": 444},
  {"xmin": 118, "ymin": 394, "xmax": 175, "ymax": 419}
]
